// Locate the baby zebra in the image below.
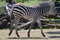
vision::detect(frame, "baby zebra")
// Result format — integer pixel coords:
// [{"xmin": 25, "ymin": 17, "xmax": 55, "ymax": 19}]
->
[{"xmin": 8, "ymin": 0, "xmax": 56, "ymax": 38}]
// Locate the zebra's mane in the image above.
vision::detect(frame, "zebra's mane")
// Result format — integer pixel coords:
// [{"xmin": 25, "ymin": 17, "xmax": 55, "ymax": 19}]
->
[{"xmin": 36, "ymin": 0, "xmax": 54, "ymax": 7}]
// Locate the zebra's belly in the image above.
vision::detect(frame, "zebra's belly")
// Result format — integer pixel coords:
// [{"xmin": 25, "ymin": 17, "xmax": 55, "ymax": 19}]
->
[
  {"xmin": 22, "ymin": 14, "xmax": 41, "ymax": 19},
  {"xmin": 22, "ymin": 15, "xmax": 34, "ymax": 19}
]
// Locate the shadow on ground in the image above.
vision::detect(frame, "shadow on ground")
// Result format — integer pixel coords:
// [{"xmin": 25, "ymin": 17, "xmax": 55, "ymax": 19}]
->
[
  {"xmin": 7, "ymin": 37, "xmax": 48, "ymax": 39},
  {"xmin": 49, "ymin": 36, "xmax": 60, "ymax": 38},
  {"xmin": 46, "ymin": 31, "xmax": 60, "ymax": 34},
  {"xmin": 6, "ymin": 31, "xmax": 60, "ymax": 39},
  {"xmin": 46, "ymin": 31, "xmax": 60, "ymax": 38}
]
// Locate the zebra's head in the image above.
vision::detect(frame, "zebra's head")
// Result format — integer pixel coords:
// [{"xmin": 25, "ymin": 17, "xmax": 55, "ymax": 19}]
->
[
  {"xmin": 45, "ymin": 0, "xmax": 57, "ymax": 15},
  {"xmin": 46, "ymin": 0, "xmax": 54, "ymax": 6},
  {"xmin": 38, "ymin": 0, "xmax": 56, "ymax": 16},
  {"xmin": 49, "ymin": 0, "xmax": 57, "ymax": 15}
]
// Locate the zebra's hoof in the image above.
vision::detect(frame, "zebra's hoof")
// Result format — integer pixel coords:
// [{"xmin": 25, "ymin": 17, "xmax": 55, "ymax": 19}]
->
[
  {"xmin": 8, "ymin": 34, "xmax": 10, "ymax": 36},
  {"xmin": 8, "ymin": 30, "xmax": 13, "ymax": 36},
  {"xmin": 16, "ymin": 34, "xmax": 20, "ymax": 37},
  {"xmin": 43, "ymin": 34, "xmax": 45, "ymax": 37},
  {"xmin": 8, "ymin": 33, "xmax": 11, "ymax": 36},
  {"xmin": 42, "ymin": 33, "xmax": 46, "ymax": 37},
  {"xmin": 17, "ymin": 35, "xmax": 20, "ymax": 37},
  {"xmin": 28, "ymin": 34, "xmax": 30, "ymax": 38},
  {"xmin": 28, "ymin": 36, "xmax": 30, "ymax": 38}
]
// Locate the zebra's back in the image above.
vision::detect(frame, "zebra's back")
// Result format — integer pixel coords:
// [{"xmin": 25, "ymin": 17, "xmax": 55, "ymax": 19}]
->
[{"xmin": 12, "ymin": 3, "xmax": 51, "ymax": 19}]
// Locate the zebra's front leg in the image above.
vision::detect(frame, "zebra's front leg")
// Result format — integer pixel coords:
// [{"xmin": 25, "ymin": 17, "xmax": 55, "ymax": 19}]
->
[
  {"xmin": 28, "ymin": 22, "xmax": 34, "ymax": 38},
  {"xmin": 37, "ymin": 18, "xmax": 45, "ymax": 37},
  {"xmin": 8, "ymin": 20, "xmax": 13, "ymax": 36}
]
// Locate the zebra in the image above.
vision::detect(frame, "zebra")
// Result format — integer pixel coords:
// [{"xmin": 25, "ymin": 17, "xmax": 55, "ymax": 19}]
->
[{"xmin": 8, "ymin": 0, "xmax": 56, "ymax": 38}]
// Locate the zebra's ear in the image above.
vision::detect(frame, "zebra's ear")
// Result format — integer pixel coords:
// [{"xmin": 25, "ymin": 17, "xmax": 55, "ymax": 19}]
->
[
  {"xmin": 46, "ymin": 0, "xmax": 53, "ymax": 3},
  {"xmin": 49, "ymin": 0, "xmax": 54, "ymax": 6},
  {"xmin": 50, "ymin": 0, "xmax": 54, "ymax": 2}
]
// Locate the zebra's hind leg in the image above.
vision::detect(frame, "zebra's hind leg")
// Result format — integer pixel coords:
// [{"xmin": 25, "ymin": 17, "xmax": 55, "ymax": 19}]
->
[
  {"xmin": 15, "ymin": 29, "xmax": 20, "ymax": 37},
  {"xmin": 8, "ymin": 20, "xmax": 13, "ymax": 36},
  {"xmin": 28, "ymin": 21, "xmax": 34, "ymax": 38},
  {"xmin": 14, "ymin": 18, "xmax": 20, "ymax": 37},
  {"xmin": 37, "ymin": 18, "xmax": 45, "ymax": 37}
]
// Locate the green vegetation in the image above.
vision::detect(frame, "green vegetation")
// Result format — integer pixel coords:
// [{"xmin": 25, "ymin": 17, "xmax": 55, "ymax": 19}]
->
[
  {"xmin": 24, "ymin": 0, "xmax": 43, "ymax": 6},
  {"xmin": 0, "ymin": 1, "xmax": 6, "ymax": 7},
  {"xmin": 16, "ymin": 0, "xmax": 29, "ymax": 3},
  {"xmin": 0, "ymin": 1, "xmax": 6, "ymax": 13},
  {"xmin": 0, "ymin": 0, "xmax": 44, "ymax": 7}
]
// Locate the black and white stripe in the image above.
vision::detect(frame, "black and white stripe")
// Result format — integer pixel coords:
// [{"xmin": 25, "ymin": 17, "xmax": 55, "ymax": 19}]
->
[
  {"xmin": 8, "ymin": 0, "xmax": 56, "ymax": 37},
  {"xmin": 11, "ymin": 2, "xmax": 55, "ymax": 19}
]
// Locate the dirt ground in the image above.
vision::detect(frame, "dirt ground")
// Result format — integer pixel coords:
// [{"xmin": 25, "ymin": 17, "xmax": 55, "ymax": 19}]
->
[{"xmin": 0, "ymin": 29, "xmax": 60, "ymax": 40}]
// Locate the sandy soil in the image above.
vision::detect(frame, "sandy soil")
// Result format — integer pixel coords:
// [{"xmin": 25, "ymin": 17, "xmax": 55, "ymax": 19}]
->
[{"xmin": 0, "ymin": 29, "xmax": 60, "ymax": 40}]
